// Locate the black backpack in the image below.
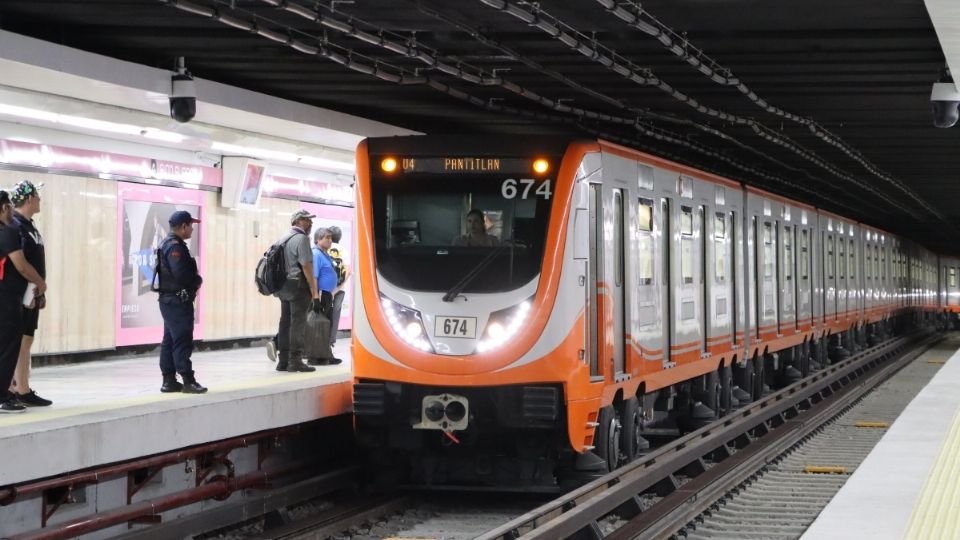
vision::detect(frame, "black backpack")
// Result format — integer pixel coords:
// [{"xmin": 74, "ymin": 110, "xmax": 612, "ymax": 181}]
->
[{"xmin": 255, "ymin": 233, "xmax": 297, "ymax": 296}]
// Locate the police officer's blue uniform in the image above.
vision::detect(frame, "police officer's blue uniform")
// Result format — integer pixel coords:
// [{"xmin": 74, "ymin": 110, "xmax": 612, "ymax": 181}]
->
[{"xmin": 155, "ymin": 211, "xmax": 206, "ymax": 393}]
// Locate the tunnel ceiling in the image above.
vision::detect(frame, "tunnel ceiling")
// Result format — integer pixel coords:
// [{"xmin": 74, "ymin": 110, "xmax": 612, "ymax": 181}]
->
[{"xmin": 1, "ymin": 0, "xmax": 958, "ymax": 253}]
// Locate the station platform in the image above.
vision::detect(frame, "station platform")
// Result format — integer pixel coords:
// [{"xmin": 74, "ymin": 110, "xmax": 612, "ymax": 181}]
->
[
  {"xmin": 0, "ymin": 342, "xmax": 353, "ymax": 487},
  {"xmin": 803, "ymin": 336, "xmax": 960, "ymax": 539}
]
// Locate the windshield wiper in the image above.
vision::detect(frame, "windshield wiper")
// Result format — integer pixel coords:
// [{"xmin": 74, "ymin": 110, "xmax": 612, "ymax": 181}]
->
[{"xmin": 442, "ymin": 241, "xmax": 513, "ymax": 302}]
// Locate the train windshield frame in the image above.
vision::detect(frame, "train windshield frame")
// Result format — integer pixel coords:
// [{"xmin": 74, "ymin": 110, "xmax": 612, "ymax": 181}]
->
[{"xmin": 370, "ymin": 155, "xmax": 558, "ymax": 293}]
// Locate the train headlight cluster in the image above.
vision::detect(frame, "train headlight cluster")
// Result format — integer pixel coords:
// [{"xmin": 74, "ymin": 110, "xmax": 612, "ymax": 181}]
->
[
  {"xmin": 476, "ymin": 299, "xmax": 533, "ymax": 353},
  {"xmin": 381, "ymin": 295, "xmax": 433, "ymax": 352}
]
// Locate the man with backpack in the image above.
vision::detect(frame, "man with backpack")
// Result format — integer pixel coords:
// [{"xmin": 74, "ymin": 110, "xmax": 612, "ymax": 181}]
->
[{"xmin": 272, "ymin": 210, "xmax": 322, "ymax": 373}]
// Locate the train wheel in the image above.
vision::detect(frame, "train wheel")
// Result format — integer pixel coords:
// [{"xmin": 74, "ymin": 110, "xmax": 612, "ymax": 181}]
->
[
  {"xmin": 595, "ymin": 406, "xmax": 622, "ymax": 472},
  {"xmin": 719, "ymin": 365, "xmax": 734, "ymax": 415},
  {"xmin": 619, "ymin": 398, "xmax": 648, "ymax": 462}
]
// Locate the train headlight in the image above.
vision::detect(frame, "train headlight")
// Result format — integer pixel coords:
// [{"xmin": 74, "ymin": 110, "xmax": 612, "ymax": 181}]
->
[
  {"xmin": 476, "ymin": 298, "xmax": 533, "ymax": 353},
  {"xmin": 380, "ymin": 295, "xmax": 433, "ymax": 352}
]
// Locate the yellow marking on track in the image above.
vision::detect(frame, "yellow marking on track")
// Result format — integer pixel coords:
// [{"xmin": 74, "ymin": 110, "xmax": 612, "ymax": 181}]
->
[
  {"xmin": 0, "ymin": 367, "xmax": 350, "ymax": 428},
  {"xmin": 854, "ymin": 421, "xmax": 889, "ymax": 428},
  {"xmin": 927, "ymin": 359, "xmax": 947, "ymax": 365},
  {"xmin": 803, "ymin": 465, "xmax": 848, "ymax": 474},
  {"xmin": 904, "ymin": 405, "xmax": 960, "ymax": 538}
]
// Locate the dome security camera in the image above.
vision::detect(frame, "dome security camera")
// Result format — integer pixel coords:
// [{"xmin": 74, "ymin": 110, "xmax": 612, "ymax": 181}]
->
[
  {"xmin": 170, "ymin": 57, "xmax": 196, "ymax": 123},
  {"xmin": 931, "ymin": 69, "xmax": 959, "ymax": 129}
]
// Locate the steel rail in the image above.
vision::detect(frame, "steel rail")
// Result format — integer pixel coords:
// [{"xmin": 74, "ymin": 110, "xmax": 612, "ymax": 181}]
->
[
  {"xmin": 609, "ymin": 332, "xmax": 941, "ymax": 540},
  {"xmin": 477, "ymin": 331, "xmax": 936, "ymax": 540}
]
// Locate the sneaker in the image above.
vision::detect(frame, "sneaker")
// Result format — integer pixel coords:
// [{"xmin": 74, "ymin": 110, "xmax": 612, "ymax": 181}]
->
[
  {"xmin": 286, "ymin": 361, "xmax": 316, "ymax": 373},
  {"xmin": 266, "ymin": 340, "xmax": 277, "ymax": 363},
  {"xmin": 0, "ymin": 399, "xmax": 26, "ymax": 413},
  {"xmin": 17, "ymin": 390, "xmax": 52, "ymax": 407},
  {"xmin": 276, "ymin": 362, "xmax": 288, "ymax": 372}
]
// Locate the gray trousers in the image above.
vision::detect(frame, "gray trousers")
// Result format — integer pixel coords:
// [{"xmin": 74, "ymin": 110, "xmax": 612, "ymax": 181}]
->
[
  {"xmin": 277, "ymin": 280, "xmax": 310, "ymax": 365},
  {"xmin": 329, "ymin": 290, "xmax": 345, "ymax": 346}
]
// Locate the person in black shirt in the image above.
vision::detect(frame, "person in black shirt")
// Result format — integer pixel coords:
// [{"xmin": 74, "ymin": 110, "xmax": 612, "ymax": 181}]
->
[
  {"xmin": 8, "ymin": 180, "xmax": 52, "ymax": 407},
  {"xmin": 154, "ymin": 210, "xmax": 207, "ymax": 394},
  {"xmin": 0, "ymin": 190, "xmax": 46, "ymax": 413}
]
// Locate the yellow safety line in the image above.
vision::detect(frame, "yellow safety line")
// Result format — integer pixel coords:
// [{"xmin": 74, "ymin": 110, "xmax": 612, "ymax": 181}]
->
[
  {"xmin": 803, "ymin": 465, "xmax": 848, "ymax": 474},
  {"xmin": 854, "ymin": 421, "xmax": 889, "ymax": 428},
  {"xmin": 903, "ymin": 404, "xmax": 960, "ymax": 539},
  {"xmin": 927, "ymin": 359, "xmax": 947, "ymax": 365},
  {"xmin": 0, "ymin": 367, "xmax": 351, "ymax": 428}
]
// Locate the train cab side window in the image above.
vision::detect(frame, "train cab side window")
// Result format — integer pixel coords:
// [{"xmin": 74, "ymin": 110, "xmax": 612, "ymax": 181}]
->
[
  {"xmin": 715, "ymin": 212, "xmax": 726, "ymax": 283},
  {"xmin": 800, "ymin": 229, "xmax": 809, "ymax": 280},
  {"xmin": 826, "ymin": 235, "xmax": 835, "ymax": 279},
  {"xmin": 763, "ymin": 222, "xmax": 774, "ymax": 279},
  {"xmin": 637, "ymin": 198, "xmax": 654, "ymax": 285},
  {"xmin": 783, "ymin": 225, "xmax": 793, "ymax": 281},
  {"xmin": 950, "ymin": 267, "xmax": 957, "ymax": 288},
  {"xmin": 681, "ymin": 206, "xmax": 694, "ymax": 284},
  {"xmin": 865, "ymin": 245, "xmax": 872, "ymax": 281},
  {"xmin": 637, "ymin": 199, "xmax": 653, "ymax": 232}
]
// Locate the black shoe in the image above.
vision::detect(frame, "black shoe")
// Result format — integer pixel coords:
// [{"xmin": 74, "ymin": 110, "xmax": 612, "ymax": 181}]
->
[
  {"xmin": 324, "ymin": 357, "xmax": 343, "ymax": 365},
  {"xmin": 0, "ymin": 399, "xmax": 26, "ymax": 413},
  {"xmin": 307, "ymin": 357, "xmax": 327, "ymax": 366},
  {"xmin": 286, "ymin": 361, "xmax": 316, "ymax": 373},
  {"xmin": 182, "ymin": 381, "xmax": 208, "ymax": 394},
  {"xmin": 17, "ymin": 390, "xmax": 52, "ymax": 407},
  {"xmin": 161, "ymin": 380, "xmax": 183, "ymax": 393},
  {"xmin": 276, "ymin": 362, "xmax": 288, "ymax": 372}
]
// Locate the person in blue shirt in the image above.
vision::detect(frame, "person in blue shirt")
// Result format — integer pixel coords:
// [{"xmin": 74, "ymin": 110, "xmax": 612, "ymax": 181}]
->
[{"xmin": 309, "ymin": 227, "xmax": 341, "ymax": 365}]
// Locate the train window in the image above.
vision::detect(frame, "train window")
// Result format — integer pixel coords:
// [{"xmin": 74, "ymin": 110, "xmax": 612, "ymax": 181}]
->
[
  {"xmin": 681, "ymin": 206, "xmax": 693, "ymax": 235},
  {"xmin": 715, "ymin": 213, "xmax": 726, "ymax": 283},
  {"xmin": 951, "ymin": 268, "xmax": 957, "ymax": 288},
  {"xmin": 800, "ymin": 229, "xmax": 809, "ymax": 280},
  {"xmin": 838, "ymin": 238, "xmax": 846, "ymax": 280},
  {"xmin": 874, "ymin": 246, "xmax": 880, "ymax": 280},
  {"xmin": 763, "ymin": 222, "xmax": 774, "ymax": 279},
  {"xmin": 371, "ymin": 167, "xmax": 552, "ymax": 293},
  {"xmin": 637, "ymin": 198, "xmax": 653, "ymax": 232},
  {"xmin": 865, "ymin": 246, "xmax": 872, "ymax": 280},
  {"xmin": 783, "ymin": 225, "xmax": 793, "ymax": 281},
  {"xmin": 826, "ymin": 235, "xmax": 835, "ymax": 279},
  {"xmin": 849, "ymin": 240, "xmax": 856, "ymax": 280},
  {"xmin": 881, "ymin": 248, "xmax": 886, "ymax": 281}
]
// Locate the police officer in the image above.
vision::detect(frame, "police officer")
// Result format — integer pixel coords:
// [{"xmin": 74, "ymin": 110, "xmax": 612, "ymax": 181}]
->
[{"xmin": 154, "ymin": 210, "xmax": 206, "ymax": 393}]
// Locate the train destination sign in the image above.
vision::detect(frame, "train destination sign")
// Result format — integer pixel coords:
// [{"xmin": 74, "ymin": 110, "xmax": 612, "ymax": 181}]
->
[{"xmin": 391, "ymin": 156, "xmax": 541, "ymax": 174}]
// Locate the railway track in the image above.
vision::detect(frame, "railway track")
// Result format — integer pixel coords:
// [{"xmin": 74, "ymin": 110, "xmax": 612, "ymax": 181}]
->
[
  {"xmin": 477, "ymin": 330, "xmax": 944, "ymax": 540},
  {"xmin": 680, "ymin": 334, "xmax": 956, "ymax": 540}
]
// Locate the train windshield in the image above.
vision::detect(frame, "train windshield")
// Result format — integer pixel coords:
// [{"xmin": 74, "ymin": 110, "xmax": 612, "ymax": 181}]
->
[{"xmin": 371, "ymin": 164, "xmax": 554, "ymax": 293}]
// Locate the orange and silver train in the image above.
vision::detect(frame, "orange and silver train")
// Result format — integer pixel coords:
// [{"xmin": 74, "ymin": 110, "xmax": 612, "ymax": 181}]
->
[{"xmin": 351, "ymin": 135, "xmax": 947, "ymax": 488}]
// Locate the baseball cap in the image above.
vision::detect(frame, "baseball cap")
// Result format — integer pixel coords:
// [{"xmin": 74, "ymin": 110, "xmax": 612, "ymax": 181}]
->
[
  {"xmin": 290, "ymin": 209, "xmax": 316, "ymax": 224},
  {"xmin": 169, "ymin": 210, "xmax": 201, "ymax": 227},
  {"xmin": 10, "ymin": 180, "xmax": 42, "ymax": 206}
]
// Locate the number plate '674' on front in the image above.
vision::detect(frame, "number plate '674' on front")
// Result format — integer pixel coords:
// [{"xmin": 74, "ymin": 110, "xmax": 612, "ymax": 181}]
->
[{"xmin": 434, "ymin": 316, "xmax": 477, "ymax": 339}]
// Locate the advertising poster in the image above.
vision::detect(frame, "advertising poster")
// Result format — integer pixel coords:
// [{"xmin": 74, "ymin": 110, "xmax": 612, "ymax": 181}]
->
[
  {"xmin": 116, "ymin": 183, "xmax": 205, "ymax": 346},
  {"xmin": 303, "ymin": 202, "xmax": 354, "ymax": 331}
]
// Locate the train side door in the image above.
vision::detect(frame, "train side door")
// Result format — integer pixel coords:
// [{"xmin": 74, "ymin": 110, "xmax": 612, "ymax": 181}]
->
[
  {"xmin": 612, "ymin": 189, "xmax": 626, "ymax": 375},
  {"xmin": 661, "ymin": 198, "xmax": 673, "ymax": 366},
  {"xmin": 588, "ymin": 183, "xmax": 602, "ymax": 379}
]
